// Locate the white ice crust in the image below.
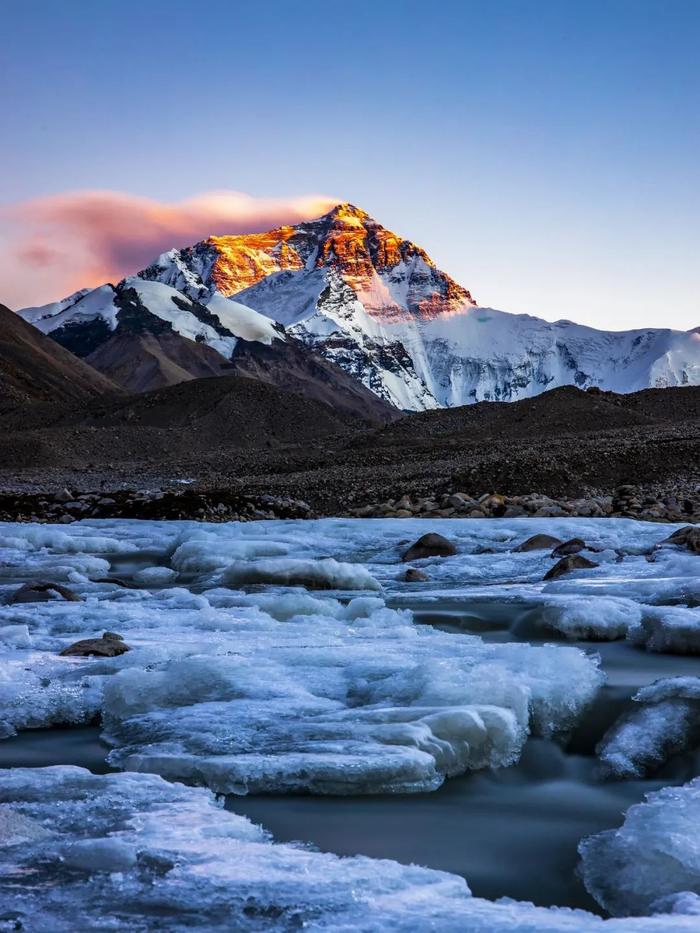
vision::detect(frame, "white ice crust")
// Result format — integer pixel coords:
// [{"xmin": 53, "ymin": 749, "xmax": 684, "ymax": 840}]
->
[
  {"xmin": 1, "ymin": 766, "xmax": 698, "ymax": 932},
  {"xmin": 1, "ymin": 517, "xmax": 700, "ymax": 929},
  {"xmin": 0, "ymin": 517, "xmax": 624, "ymax": 793},
  {"xmin": 580, "ymin": 777, "xmax": 700, "ymax": 918},
  {"xmin": 597, "ymin": 676, "xmax": 700, "ymax": 778}
]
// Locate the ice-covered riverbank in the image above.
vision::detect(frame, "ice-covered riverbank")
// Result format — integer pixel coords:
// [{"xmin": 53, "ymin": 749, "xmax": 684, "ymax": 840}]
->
[{"xmin": 0, "ymin": 517, "xmax": 699, "ymax": 929}]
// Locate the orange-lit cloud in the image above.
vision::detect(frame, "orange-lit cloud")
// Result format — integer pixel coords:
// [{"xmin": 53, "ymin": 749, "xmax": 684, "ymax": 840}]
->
[{"xmin": 0, "ymin": 190, "xmax": 336, "ymax": 309}]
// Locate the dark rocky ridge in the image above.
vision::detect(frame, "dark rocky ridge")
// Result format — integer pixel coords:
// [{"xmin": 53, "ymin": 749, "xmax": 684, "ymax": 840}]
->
[
  {"xmin": 85, "ymin": 331, "xmax": 233, "ymax": 393},
  {"xmin": 0, "ymin": 383, "xmax": 698, "ymax": 521},
  {"xmin": 0, "ymin": 303, "xmax": 120, "ymax": 407},
  {"xmin": 227, "ymin": 337, "xmax": 398, "ymax": 423},
  {"xmin": 0, "ymin": 372, "xmax": 373, "ymax": 470}
]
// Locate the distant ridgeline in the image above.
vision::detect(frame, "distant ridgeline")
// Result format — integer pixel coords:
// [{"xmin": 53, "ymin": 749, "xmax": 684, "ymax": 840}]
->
[{"xmin": 18, "ymin": 203, "xmax": 700, "ymax": 408}]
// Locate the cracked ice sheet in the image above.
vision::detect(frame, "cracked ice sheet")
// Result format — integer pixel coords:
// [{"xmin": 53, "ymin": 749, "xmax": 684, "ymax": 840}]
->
[
  {"xmin": 0, "ymin": 519, "xmax": 608, "ymax": 794},
  {"xmin": 1, "ymin": 766, "xmax": 698, "ymax": 933},
  {"xmin": 0, "ymin": 585, "xmax": 601, "ymax": 793}
]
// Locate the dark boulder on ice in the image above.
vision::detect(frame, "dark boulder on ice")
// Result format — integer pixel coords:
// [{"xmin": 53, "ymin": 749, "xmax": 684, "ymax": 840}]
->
[
  {"xmin": 543, "ymin": 554, "xmax": 599, "ymax": 581},
  {"xmin": 513, "ymin": 533, "xmax": 563, "ymax": 552},
  {"xmin": 402, "ymin": 533, "xmax": 456, "ymax": 562},
  {"xmin": 9, "ymin": 581, "xmax": 82, "ymax": 604},
  {"xmin": 551, "ymin": 538, "xmax": 587, "ymax": 558},
  {"xmin": 663, "ymin": 526, "xmax": 700, "ymax": 554},
  {"xmin": 404, "ymin": 568, "xmax": 430, "ymax": 582},
  {"xmin": 59, "ymin": 632, "xmax": 130, "ymax": 657}
]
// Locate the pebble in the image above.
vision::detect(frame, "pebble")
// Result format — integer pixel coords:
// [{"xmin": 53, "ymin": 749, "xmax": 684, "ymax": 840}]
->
[{"xmin": 348, "ymin": 485, "xmax": 698, "ymax": 524}]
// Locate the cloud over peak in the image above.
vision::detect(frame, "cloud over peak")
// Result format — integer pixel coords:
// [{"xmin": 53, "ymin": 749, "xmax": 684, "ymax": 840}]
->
[{"xmin": 1, "ymin": 190, "xmax": 336, "ymax": 309}]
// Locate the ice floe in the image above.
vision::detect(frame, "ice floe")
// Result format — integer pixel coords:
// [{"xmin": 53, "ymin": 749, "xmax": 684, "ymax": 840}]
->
[
  {"xmin": 1, "ymin": 517, "xmax": 700, "ymax": 928},
  {"xmin": 1, "ymin": 516, "xmax": 699, "ymax": 792},
  {"xmin": 0, "ymin": 766, "xmax": 698, "ymax": 932},
  {"xmin": 598, "ymin": 676, "xmax": 700, "ymax": 778},
  {"xmin": 222, "ymin": 555, "xmax": 381, "ymax": 590},
  {"xmin": 0, "ymin": 518, "xmax": 633, "ymax": 793},
  {"xmin": 580, "ymin": 777, "xmax": 700, "ymax": 918}
]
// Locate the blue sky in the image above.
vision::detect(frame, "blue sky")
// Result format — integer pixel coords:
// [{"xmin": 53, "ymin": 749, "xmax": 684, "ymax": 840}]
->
[{"xmin": 2, "ymin": 0, "xmax": 698, "ymax": 329}]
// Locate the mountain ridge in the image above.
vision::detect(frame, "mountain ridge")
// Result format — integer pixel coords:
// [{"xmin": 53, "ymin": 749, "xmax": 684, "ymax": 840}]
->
[
  {"xmin": 16, "ymin": 203, "xmax": 700, "ymax": 410},
  {"xmin": 0, "ymin": 301, "xmax": 120, "ymax": 407}
]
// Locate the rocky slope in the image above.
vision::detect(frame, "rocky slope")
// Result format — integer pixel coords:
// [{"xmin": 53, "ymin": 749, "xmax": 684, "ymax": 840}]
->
[
  {"xmin": 0, "ymin": 370, "xmax": 376, "ymax": 474},
  {"xmin": 20, "ymin": 277, "xmax": 395, "ymax": 422},
  {"xmin": 18, "ymin": 203, "xmax": 700, "ymax": 410},
  {"xmin": 0, "ymin": 386, "xmax": 698, "ymax": 522},
  {"xmin": 0, "ymin": 302, "xmax": 119, "ymax": 407}
]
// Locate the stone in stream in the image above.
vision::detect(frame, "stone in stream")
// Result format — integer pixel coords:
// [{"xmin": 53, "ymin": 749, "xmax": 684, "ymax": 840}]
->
[
  {"xmin": 551, "ymin": 538, "xmax": 587, "ymax": 558},
  {"xmin": 402, "ymin": 533, "xmax": 457, "ymax": 562},
  {"xmin": 59, "ymin": 632, "xmax": 130, "ymax": 658},
  {"xmin": 662, "ymin": 526, "xmax": 700, "ymax": 554},
  {"xmin": 9, "ymin": 582, "xmax": 82, "ymax": 604},
  {"xmin": 404, "ymin": 568, "xmax": 430, "ymax": 582},
  {"xmin": 92, "ymin": 576, "xmax": 141, "ymax": 589},
  {"xmin": 544, "ymin": 555, "xmax": 599, "ymax": 581},
  {"xmin": 513, "ymin": 533, "xmax": 563, "ymax": 552}
]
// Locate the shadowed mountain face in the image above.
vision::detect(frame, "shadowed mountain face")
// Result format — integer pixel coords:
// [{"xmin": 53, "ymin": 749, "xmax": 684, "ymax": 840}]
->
[
  {"xmin": 16, "ymin": 280, "xmax": 396, "ymax": 423},
  {"xmin": 0, "ymin": 302, "xmax": 119, "ymax": 407},
  {"xmin": 84, "ymin": 331, "xmax": 233, "ymax": 394},
  {"xmin": 0, "ymin": 370, "xmax": 384, "ymax": 472},
  {"xmin": 17, "ymin": 203, "xmax": 700, "ymax": 412},
  {"xmin": 226, "ymin": 338, "xmax": 398, "ymax": 423}
]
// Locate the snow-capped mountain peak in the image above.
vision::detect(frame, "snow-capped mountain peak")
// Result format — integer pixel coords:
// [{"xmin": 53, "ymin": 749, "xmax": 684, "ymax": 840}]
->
[{"xmin": 18, "ymin": 203, "xmax": 700, "ymax": 410}]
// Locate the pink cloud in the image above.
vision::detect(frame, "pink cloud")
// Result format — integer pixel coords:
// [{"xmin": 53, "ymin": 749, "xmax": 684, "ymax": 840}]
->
[{"xmin": 0, "ymin": 190, "xmax": 337, "ymax": 309}]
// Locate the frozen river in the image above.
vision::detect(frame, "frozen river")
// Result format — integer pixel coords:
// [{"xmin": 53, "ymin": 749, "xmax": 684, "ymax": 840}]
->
[{"xmin": 0, "ymin": 517, "xmax": 699, "ymax": 930}]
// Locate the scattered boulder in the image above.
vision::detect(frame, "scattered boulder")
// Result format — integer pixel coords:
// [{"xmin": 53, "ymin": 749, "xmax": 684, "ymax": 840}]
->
[
  {"xmin": 402, "ymin": 533, "xmax": 457, "ymax": 562},
  {"xmin": 662, "ymin": 526, "xmax": 700, "ymax": 554},
  {"xmin": 404, "ymin": 568, "xmax": 430, "ymax": 582},
  {"xmin": 59, "ymin": 632, "xmax": 130, "ymax": 658},
  {"xmin": 514, "ymin": 533, "xmax": 563, "ymax": 553},
  {"xmin": 544, "ymin": 555, "xmax": 599, "ymax": 581},
  {"xmin": 9, "ymin": 582, "xmax": 82, "ymax": 604},
  {"xmin": 551, "ymin": 538, "xmax": 587, "ymax": 558}
]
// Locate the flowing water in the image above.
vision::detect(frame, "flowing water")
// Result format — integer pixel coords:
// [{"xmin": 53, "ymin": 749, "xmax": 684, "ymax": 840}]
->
[{"xmin": 1, "ymin": 516, "xmax": 699, "ymax": 929}]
